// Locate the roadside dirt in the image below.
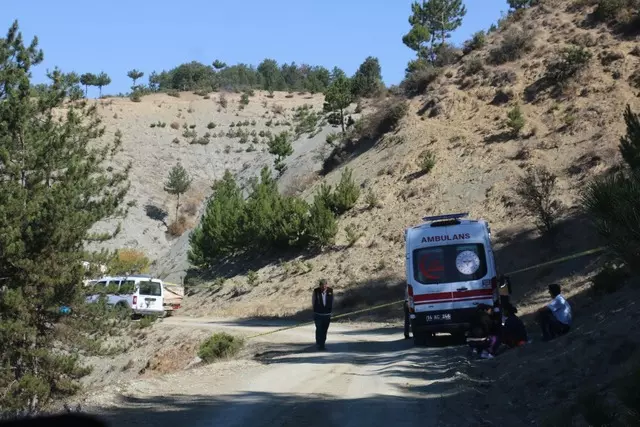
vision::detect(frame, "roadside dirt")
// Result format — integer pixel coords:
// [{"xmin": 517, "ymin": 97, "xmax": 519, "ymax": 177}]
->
[{"xmin": 78, "ymin": 318, "xmax": 471, "ymax": 427}]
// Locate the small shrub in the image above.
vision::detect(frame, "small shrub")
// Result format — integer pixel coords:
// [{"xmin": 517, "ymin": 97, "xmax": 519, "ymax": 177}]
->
[
  {"xmin": 198, "ymin": 333, "xmax": 244, "ymax": 363},
  {"xmin": 158, "ymin": 122, "xmax": 166, "ymax": 128},
  {"xmin": 246, "ymin": 144, "xmax": 257, "ymax": 152},
  {"xmin": 239, "ymin": 134, "xmax": 249, "ymax": 144},
  {"xmin": 364, "ymin": 188, "xmax": 381, "ymax": 209},
  {"xmin": 172, "ymin": 137, "xmax": 180, "ymax": 144},
  {"xmin": 266, "ymin": 120, "xmax": 273, "ymax": 127},
  {"xmin": 240, "ymin": 93, "xmax": 250, "ymax": 106},
  {"xmin": 189, "ymin": 124, "xmax": 196, "ymax": 129},
  {"xmin": 182, "ymin": 129, "xmax": 197, "ymax": 139},
  {"xmin": 464, "ymin": 57, "xmax": 485, "ymax": 76},
  {"xmin": 545, "ymin": 46, "xmax": 592, "ymax": 85},
  {"xmin": 326, "ymin": 132, "xmax": 341, "ymax": 146},
  {"xmin": 401, "ymin": 67, "xmax": 441, "ymax": 97},
  {"xmin": 170, "ymin": 122, "xmax": 180, "ymax": 130},
  {"xmin": 219, "ymin": 94, "xmax": 228, "ymax": 108},
  {"xmin": 629, "ymin": 68, "xmax": 640, "ymax": 89},
  {"xmin": 594, "ymin": 0, "xmax": 628, "ymax": 22},
  {"xmin": 135, "ymin": 315, "xmax": 158, "ymax": 329},
  {"xmin": 207, "ymin": 122, "xmax": 217, "ymax": 129},
  {"xmin": 489, "ymin": 27, "xmax": 535, "ymax": 65},
  {"xmin": 130, "ymin": 92, "xmax": 142, "ymax": 102},
  {"xmin": 507, "ymin": 105, "xmax": 526, "ymax": 135},
  {"xmin": 150, "ymin": 123, "xmax": 156, "ymax": 128},
  {"xmin": 332, "ymin": 167, "xmax": 361, "ymax": 215},
  {"xmin": 356, "ymin": 98, "xmax": 408, "ymax": 140},
  {"xmin": 168, "ymin": 215, "xmax": 188, "ymax": 236},
  {"xmin": 591, "ymin": 263, "xmax": 629, "ymax": 295},
  {"xmin": 167, "ymin": 90, "xmax": 180, "ymax": 98},
  {"xmin": 246, "ymin": 270, "xmax": 259, "ymax": 286},
  {"xmin": 345, "ymin": 224, "xmax": 363, "ymax": 247},
  {"xmin": 463, "ymin": 30, "xmax": 487, "ymax": 54},
  {"xmin": 418, "ymin": 150, "xmax": 436, "ymax": 174},
  {"xmin": 515, "ymin": 166, "xmax": 562, "ymax": 234}
]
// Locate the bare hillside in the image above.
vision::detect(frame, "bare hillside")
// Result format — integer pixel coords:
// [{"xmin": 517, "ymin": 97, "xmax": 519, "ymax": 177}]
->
[
  {"xmin": 86, "ymin": 91, "xmax": 357, "ymax": 282},
  {"xmin": 180, "ymin": 0, "xmax": 640, "ymax": 320}
]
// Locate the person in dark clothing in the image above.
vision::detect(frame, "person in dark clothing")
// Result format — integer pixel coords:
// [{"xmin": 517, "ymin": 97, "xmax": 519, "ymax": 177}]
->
[
  {"xmin": 403, "ymin": 285, "xmax": 411, "ymax": 339},
  {"xmin": 501, "ymin": 303, "xmax": 528, "ymax": 348},
  {"xmin": 312, "ymin": 279, "xmax": 333, "ymax": 350},
  {"xmin": 468, "ymin": 303, "xmax": 500, "ymax": 358}
]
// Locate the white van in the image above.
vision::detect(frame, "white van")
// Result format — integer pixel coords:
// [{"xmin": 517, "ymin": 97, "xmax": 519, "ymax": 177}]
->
[
  {"xmin": 405, "ymin": 213, "xmax": 502, "ymax": 345},
  {"xmin": 85, "ymin": 274, "xmax": 165, "ymax": 317}
]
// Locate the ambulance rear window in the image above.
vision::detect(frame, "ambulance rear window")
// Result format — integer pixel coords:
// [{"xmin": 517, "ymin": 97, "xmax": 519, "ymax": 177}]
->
[{"xmin": 413, "ymin": 243, "xmax": 487, "ymax": 285}]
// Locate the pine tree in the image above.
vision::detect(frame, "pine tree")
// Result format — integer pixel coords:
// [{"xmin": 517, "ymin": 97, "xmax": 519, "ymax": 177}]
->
[
  {"xmin": 267, "ymin": 132, "xmax": 294, "ymax": 175},
  {"xmin": 404, "ymin": 0, "xmax": 466, "ymax": 62},
  {"xmin": 212, "ymin": 60, "xmax": 227, "ymax": 70},
  {"xmin": 127, "ymin": 69, "xmax": 144, "ymax": 86},
  {"xmin": 0, "ymin": 21, "xmax": 130, "ymax": 415},
  {"xmin": 351, "ymin": 56, "xmax": 383, "ymax": 98},
  {"xmin": 164, "ymin": 162, "xmax": 192, "ymax": 222},
  {"xmin": 80, "ymin": 72, "xmax": 96, "ymax": 97},
  {"xmin": 95, "ymin": 72, "xmax": 111, "ymax": 97},
  {"xmin": 323, "ymin": 75, "xmax": 353, "ymax": 133},
  {"xmin": 619, "ymin": 104, "xmax": 640, "ymax": 172}
]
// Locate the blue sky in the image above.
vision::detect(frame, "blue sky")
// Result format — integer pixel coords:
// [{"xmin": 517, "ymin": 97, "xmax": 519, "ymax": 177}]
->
[{"xmin": 3, "ymin": 0, "xmax": 509, "ymax": 96}]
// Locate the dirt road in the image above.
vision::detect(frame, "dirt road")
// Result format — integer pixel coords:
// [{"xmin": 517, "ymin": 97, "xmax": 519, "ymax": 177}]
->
[{"xmin": 85, "ymin": 317, "xmax": 470, "ymax": 427}]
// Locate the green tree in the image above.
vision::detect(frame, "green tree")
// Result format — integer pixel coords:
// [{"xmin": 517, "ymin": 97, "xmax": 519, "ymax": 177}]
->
[
  {"xmin": 188, "ymin": 170, "xmax": 245, "ymax": 265},
  {"xmin": 268, "ymin": 131, "xmax": 294, "ymax": 175},
  {"xmin": 127, "ymin": 69, "xmax": 144, "ymax": 86},
  {"xmin": 164, "ymin": 162, "xmax": 192, "ymax": 222},
  {"xmin": 95, "ymin": 71, "xmax": 111, "ymax": 97},
  {"xmin": 257, "ymin": 59, "xmax": 285, "ymax": 92},
  {"xmin": 307, "ymin": 196, "xmax": 338, "ymax": 248},
  {"xmin": 212, "ymin": 59, "xmax": 227, "ymax": 70},
  {"xmin": 351, "ymin": 56, "xmax": 383, "ymax": 98},
  {"xmin": 508, "ymin": 0, "xmax": 533, "ymax": 10},
  {"xmin": 80, "ymin": 72, "xmax": 96, "ymax": 97},
  {"xmin": 620, "ymin": 104, "xmax": 640, "ymax": 172},
  {"xmin": 323, "ymin": 75, "xmax": 353, "ymax": 133},
  {"xmin": 0, "ymin": 21, "xmax": 130, "ymax": 415},
  {"xmin": 404, "ymin": 0, "xmax": 466, "ymax": 63}
]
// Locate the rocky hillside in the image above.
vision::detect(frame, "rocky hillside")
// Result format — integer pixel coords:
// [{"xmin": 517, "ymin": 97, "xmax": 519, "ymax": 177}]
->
[
  {"xmin": 86, "ymin": 90, "xmax": 362, "ymax": 283},
  {"xmin": 176, "ymin": 0, "xmax": 640, "ymax": 319}
]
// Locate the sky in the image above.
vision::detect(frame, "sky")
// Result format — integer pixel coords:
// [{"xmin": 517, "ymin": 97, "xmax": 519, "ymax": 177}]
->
[{"xmin": 3, "ymin": 0, "xmax": 509, "ymax": 96}]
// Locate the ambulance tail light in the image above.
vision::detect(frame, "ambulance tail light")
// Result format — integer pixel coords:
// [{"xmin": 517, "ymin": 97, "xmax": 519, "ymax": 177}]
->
[
  {"xmin": 132, "ymin": 295, "xmax": 137, "ymax": 306},
  {"xmin": 407, "ymin": 284, "xmax": 415, "ymax": 313}
]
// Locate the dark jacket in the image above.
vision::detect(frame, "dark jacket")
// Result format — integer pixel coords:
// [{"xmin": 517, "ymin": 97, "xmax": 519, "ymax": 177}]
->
[
  {"xmin": 469, "ymin": 310, "xmax": 499, "ymax": 339},
  {"xmin": 312, "ymin": 287, "xmax": 333, "ymax": 315},
  {"xmin": 502, "ymin": 313, "xmax": 528, "ymax": 345}
]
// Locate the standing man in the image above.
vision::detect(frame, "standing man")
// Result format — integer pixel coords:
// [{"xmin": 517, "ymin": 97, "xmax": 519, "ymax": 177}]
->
[
  {"xmin": 404, "ymin": 285, "xmax": 411, "ymax": 339},
  {"xmin": 312, "ymin": 279, "xmax": 333, "ymax": 350}
]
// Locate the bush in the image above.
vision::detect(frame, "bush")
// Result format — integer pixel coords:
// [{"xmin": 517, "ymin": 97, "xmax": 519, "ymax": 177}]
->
[
  {"xmin": 198, "ymin": 333, "xmax": 244, "ymax": 363},
  {"xmin": 246, "ymin": 270, "xmax": 258, "ymax": 286},
  {"xmin": 207, "ymin": 122, "xmax": 217, "ymax": 129},
  {"xmin": 545, "ymin": 46, "xmax": 592, "ymax": 85},
  {"xmin": 219, "ymin": 94, "xmax": 228, "ymax": 108},
  {"xmin": 515, "ymin": 166, "xmax": 561, "ymax": 234},
  {"xmin": 591, "ymin": 263, "xmax": 629, "ymax": 295},
  {"xmin": 364, "ymin": 188, "xmax": 380, "ymax": 209},
  {"xmin": 506, "ymin": 105, "xmax": 526, "ymax": 135},
  {"xmin": 108, "ymin": 249, "xmax": 150, "ymax": 275},
  {"xmin": 326, "ymin": 132, "xmax": 341, "ymax": 146},
  {"xmin": 418, "ymin": 150, "xmax": 436, "ymax": 173},
  {"xmin": 594, "ymin": 0, "xmax": 629, "ymax": 22},
  {"xmin": 170, "ymin": 122, "xmax": 180, "ymax": 130},
  {"xmin": 167, "ymin": 90, "xmax": 180, "ymax": 98},
  {"xmin": 463, "ymin": 31, "xmax": 487, "ymax": 54},
  {"xmin": 355, "ymin": 98, "xmax": 408, "ymax": 140},
  {"xmin": 489, "ymin": 27, "xmax": 535, "ymax": 65},
  {"xmin": 345, "ymin": 224, "xmax": 363, "ymax": 247},
  {"xmin": 464, "ymin": 57, "xmax": 485, "ymax": 76},
  {"xmin": 168, "ymin": 215, "xmax": 188, "ymax": 236},
  {"xmin": 401, "ymin": 67, "xmax": 440, "ymax": 97},
  {"xmin": 240, "ymin": 93, "xmax": 250, "ymax": 106}
]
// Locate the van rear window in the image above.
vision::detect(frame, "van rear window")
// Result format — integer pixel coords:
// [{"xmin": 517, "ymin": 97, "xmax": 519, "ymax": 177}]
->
[
  {"xmin": 138, "ymin": 281, "xmax": 162, "ymax": 296},
  {"xmin": 413, "ymin": 243, "xmax": 488, "ymax": 285}
]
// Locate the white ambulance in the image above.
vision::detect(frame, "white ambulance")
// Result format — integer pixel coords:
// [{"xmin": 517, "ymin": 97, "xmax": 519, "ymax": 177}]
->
[{"xmin": 404, "ymin": 213, "xmax": 503, "ymax": 346}]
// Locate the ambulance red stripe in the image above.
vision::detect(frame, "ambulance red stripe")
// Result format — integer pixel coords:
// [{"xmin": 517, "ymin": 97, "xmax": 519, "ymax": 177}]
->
[{"xmin": 413, "ymin": 288, "xmax": 493, "ymax": 303}]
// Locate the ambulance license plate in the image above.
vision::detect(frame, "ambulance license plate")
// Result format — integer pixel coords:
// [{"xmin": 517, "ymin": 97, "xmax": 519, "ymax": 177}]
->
[{"xmin": 425, "ymin": 313, "xmax": 452, "ymax": 322}]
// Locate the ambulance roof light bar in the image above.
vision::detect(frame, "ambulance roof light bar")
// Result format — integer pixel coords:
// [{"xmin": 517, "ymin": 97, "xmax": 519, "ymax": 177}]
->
[{"xmin": 422, "ymin": 212, "xmax": 469, "ymax": 223}]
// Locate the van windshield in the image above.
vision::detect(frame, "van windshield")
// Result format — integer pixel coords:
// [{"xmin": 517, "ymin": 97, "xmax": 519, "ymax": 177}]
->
[
  {"xmin": 138, "ymin": 281, "xmax": 162, "ymax": 296},
  {"xmin": 413, "ymin": 243, "xmax": 488, "ymax": 285}
]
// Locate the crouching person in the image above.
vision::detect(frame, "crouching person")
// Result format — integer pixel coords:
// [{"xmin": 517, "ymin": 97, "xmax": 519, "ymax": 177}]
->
[
  {"xmin": 468, "ymin": 303, "xmax": 500, "ymax": 359},
  {"xmin": 537, "ymin": 283, "xmax": 572, "ymax": 342},
  {"xmin": 312, "ymin": 279, "xmax": 333, "ymax": 350},
  {"xmin": 501, "ymin": 303, "xmax": 528, "ymax": 348}
]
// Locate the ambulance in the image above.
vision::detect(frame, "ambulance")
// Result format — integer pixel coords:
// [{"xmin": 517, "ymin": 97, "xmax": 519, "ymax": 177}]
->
[{"xmin": 404, "ymin": 213, "xmax": 504, "ymax": 346}]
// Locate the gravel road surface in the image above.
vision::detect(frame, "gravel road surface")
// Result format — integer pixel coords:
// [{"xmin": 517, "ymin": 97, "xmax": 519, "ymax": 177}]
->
[{"xmin": 85, "ymin": 317, "xmax": 468, "ymax": 427}]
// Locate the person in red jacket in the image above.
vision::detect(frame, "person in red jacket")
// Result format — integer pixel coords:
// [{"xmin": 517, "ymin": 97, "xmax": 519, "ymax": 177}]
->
[{"xmin": 312, "ymin": 279, "xmax": 333, "ymax": 350}]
